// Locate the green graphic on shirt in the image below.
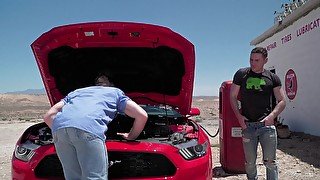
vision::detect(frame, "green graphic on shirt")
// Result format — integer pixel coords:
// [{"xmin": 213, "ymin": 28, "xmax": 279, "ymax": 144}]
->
[{"xmin": 246, "ymin": 77, "xmax": 266, "ymax": 90}]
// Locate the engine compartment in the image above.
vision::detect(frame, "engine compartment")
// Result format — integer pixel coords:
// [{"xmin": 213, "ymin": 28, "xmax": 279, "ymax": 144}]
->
[
  {"xmin": 23, "ymin": 110, "xmax": 199, "ymax": 146},
  {"xmin": 106, "ymin": 113, "xmax": 198, "ymax": 144}
]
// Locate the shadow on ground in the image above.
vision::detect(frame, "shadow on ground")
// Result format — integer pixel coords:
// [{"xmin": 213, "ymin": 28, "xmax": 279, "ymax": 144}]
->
[
  {"xmin": 277, "ymin": 132, "xmax": 320, "ymax": 168},
  {"xmin": 212, "ymin": 166, "xmax": 245, "ymax": 178}
]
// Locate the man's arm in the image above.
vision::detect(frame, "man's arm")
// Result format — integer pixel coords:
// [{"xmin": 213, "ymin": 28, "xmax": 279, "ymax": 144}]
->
[
  {"xmin": 230, "ymin": 83, "xmax": 247, "ymax": 129},
  {"xmin": 118, "ymin": 100, "xmax": 148, "ymax": 140},
  {"xmin": 264, "ymin": 86, "xmax": 286, "ymax": 126},
  {"xmin": 43, "ymin": 101, "xmax": 65, "ymax": 128}
]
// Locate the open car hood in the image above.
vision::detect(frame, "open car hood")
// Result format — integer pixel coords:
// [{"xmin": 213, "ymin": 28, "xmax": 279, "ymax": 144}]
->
[{"xmin": 31, "ymin": 22, "xmax": 195, "ymax": 115}]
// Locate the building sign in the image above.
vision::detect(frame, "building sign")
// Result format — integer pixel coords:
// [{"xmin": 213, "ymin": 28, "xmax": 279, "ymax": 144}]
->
[
  {"xmin": 285, "ymin": 69, "xmax": 298, "ymax": 100},
  {"xmin": 265, "ymin": 16, "xmax": 320, "ymax": 52}
]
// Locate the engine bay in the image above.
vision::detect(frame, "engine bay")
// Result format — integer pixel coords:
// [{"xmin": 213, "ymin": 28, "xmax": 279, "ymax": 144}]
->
[
  {"xmin": 23, "ymin": 107, "xmax": 199, "ymax": 146},
  {"xmin": 106, "ymin": 113, "xmax": 199, "ymax": 145}
]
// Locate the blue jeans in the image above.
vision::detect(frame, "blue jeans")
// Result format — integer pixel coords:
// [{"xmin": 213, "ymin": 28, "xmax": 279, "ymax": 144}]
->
[
  {"xmin": 242, "ymin": 122, "xmax": 278, "ymax": 180},
  {"xmin": 53, "ymin": 127, "xmax": 108, "ymax": 180}
]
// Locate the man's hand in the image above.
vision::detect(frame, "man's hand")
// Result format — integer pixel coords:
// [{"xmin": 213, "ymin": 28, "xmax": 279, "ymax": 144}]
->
[
  {"xmin": 117, "ymin": 133, "xmax": 133, "ymax": 140},
  {"xmin": 262, "ymin": 114, "xmax": 275, "ymax": 126},
  {"xmin": 237, "ymin": 114, "xmax": 248, "ymax": 130}
]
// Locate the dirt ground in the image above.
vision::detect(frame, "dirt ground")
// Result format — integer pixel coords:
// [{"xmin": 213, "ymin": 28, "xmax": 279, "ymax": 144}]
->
[
  {"xmin": 0, "ymin": 121, "xmax": 39, "ymax": 179},
  {"xmin": 1, "ymin": 94, "xmax": 320, "ymax": 179}
]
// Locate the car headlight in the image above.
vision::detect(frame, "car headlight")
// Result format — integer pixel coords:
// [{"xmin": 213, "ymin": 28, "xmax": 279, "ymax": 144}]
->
[
  {"xmin": 179, "ymin": 141, "xmax": 208, "ymax": 160},
  {"xmin": 14, "ymin": 141, "xmax": 39, "ymax": 162}
]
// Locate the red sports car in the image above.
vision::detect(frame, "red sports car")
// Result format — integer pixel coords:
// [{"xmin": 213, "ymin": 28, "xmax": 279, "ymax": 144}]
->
[{"xmin": 11, "ymin": 22, "xmax": 212, "ymax": 180}]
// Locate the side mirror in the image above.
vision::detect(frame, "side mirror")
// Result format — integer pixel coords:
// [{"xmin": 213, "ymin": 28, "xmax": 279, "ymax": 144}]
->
[{"xmin": 189, "ymin": 107, "xmax": 200, "ymax": 116}]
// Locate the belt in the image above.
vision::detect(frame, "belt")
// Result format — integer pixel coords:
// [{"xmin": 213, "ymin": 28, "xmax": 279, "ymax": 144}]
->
[
  {"xmin": 245, "ymin": 121, "xmax": 263, "ymax": 123},
  {"xmin": 245, "ymin": 121, "xmax": 265, "ymax": 126}
]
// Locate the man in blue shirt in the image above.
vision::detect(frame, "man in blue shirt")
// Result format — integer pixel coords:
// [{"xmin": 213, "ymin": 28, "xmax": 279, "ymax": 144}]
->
[{"xmin": 44, "ymin": 73, "xmax": 148, "ymax": 180}]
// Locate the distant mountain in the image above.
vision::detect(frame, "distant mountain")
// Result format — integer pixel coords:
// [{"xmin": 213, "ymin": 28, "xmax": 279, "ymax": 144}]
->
[
  {"xmin": 193, "ymin": 96, "xmax": 219, "ymax": 100},
  {"xmin": 4, "ymin": 89, "xmax": 218, "ymax": 97},
  {"xmin": 5, "ymin": 88, "xmax": 46, "ymax": 95}
]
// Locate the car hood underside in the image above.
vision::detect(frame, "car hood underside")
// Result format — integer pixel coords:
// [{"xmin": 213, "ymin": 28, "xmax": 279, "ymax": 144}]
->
[{"xmin": 31, "ymin": 22, "xmax": 195, "ymax": 115}]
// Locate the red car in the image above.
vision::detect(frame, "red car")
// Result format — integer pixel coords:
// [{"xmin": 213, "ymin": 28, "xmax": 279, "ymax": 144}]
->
[{"xmin": 12, "ymin": 22, "xmax": 212, "ymax": 180}]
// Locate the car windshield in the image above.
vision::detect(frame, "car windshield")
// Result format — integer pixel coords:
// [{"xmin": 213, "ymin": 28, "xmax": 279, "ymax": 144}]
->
[{"xmin": 141, "ymin": 105, "xmax": 182, "ymax": 117}]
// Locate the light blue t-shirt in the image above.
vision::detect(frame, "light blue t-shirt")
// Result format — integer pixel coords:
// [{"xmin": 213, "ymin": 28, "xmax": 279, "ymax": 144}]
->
[{"xmin": 51, "ymin": 86, "xmax": 130, "ymax": 140}]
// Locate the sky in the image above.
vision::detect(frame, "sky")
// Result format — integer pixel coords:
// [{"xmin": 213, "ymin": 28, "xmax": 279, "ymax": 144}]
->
[{"xmin": 0, "ymin": 0, "xmax": 290, "ymax": 96}]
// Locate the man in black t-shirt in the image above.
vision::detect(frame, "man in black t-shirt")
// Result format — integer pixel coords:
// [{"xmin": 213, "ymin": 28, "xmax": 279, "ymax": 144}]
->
[{"xmin": 230, "ymin": 47, "xmax": 286, "ymax": 180}]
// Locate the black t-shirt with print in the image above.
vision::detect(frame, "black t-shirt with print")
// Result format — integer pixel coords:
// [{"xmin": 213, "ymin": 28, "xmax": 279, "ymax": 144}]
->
[{"xmin": 233, "ymin": 67, "xmax": 281, "ymax": 122}]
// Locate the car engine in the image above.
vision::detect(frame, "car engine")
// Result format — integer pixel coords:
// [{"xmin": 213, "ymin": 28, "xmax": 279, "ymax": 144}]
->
[
  {"xmin": 25, "ymin": 112, "xmax": 198, "ymax": 146},
  {"xmin": 106, "ymin": 113, "xmax": 198, "ymax": 144}
]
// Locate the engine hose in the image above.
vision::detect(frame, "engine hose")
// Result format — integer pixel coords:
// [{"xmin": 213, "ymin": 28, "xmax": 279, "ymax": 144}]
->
[{"xmin": 199, "ymin": 124, "xmax": 219, "ymax": 138}]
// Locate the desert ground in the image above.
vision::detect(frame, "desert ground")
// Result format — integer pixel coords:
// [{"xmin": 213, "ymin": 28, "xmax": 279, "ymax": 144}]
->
[{"xmin": 1, "ymin": 94, "xmax": 320, "ymax": 179}]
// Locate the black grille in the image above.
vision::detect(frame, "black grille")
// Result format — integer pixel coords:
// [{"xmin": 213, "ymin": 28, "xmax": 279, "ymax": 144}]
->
[
  {"xmin": 34, "ymin": 154, "xmax": 64, "ymax": 178},
  {"xmin": 108, "ymin": 152, "xmax": 176, "ymax": 178},
  {"xmin": 34, "ymin": 152, "xmax": 176, "ymax": 179}
]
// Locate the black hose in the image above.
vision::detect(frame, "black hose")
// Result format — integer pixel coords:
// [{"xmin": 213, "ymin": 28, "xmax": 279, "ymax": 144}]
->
[{"xmin": 199, "ymin": 124, "xmax": 219, "ymax": 138}]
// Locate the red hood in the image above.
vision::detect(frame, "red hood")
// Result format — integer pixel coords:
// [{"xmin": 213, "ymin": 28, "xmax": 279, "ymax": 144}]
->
[{"xmin": 31, "ymin": 22, "xmax": 195, "ymax": 115}]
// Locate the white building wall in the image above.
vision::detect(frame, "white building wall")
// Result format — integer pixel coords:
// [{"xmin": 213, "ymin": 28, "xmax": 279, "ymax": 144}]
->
[{"xmin": 257, "ymin": 7, "xmax": 320, "ymax": 135}]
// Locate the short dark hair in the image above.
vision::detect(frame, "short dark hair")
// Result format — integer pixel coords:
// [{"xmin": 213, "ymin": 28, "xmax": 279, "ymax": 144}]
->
[
  {"xmin": 251, "ymin": 47, "xmax": 268, "ymax": 58},
  {"xmin": 95, "ymin": 70, "xmax": 114, "ymax": 84}
]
